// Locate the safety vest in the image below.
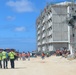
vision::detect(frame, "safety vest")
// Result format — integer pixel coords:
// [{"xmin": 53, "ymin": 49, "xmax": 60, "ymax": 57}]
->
[
  {"xmin": 2, "ymin": 51, "xmax": 7, "ymax": 59},
  {"xmin": 0, "ymin": 53, "xmax": 2, "ymax": 60},
  {"xmin": 9, "ymin": 52, "xmax": 15, "ymax": 59}
]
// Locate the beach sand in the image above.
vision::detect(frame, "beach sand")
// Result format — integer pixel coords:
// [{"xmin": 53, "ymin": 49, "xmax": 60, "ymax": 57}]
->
[{"xmin": 0, "ymin": 56, "xmax": 76, "ymax": 75}]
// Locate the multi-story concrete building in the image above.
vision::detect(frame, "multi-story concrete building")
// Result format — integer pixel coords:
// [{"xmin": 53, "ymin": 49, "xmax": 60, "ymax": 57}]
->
[{"xmin": 36, "ymin": 2, "xmax": 76, "ymax": 52}]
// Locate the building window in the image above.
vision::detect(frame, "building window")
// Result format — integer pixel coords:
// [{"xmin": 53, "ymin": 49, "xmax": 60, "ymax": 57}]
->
[
  {"xmin": 49, "ymin": 18, "xmax": 52, "ymax": 21},
  {"xmin": 42, "ymin": 16, "xmax": 45, "ymax": 19},
  {"xmin": 49, "ymin": 10, "xmax": 52, "ymax": 13},
  {"xmin": 48, "ymin": 12, "xmax": 50, "ymax": 15},
  {"xmin": 43, "ymin": 22, "xmax": 45, "ymax": 25},
  {"xmin": 48, "ymin": 34, "xmax": 52, "ymax": 38},
  {"xmin": 72, "ymin": 7, "xmax": 74, "ymax": 11}
]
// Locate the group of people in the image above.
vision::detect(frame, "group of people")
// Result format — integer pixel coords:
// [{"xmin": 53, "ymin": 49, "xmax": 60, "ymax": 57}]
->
[
  {"xmin": 0, "ymin": 49, "xmax": 16, "ymax": 69},
  {"xmin": 19, "ymin": 51, "xmax": 30, "ymax": 61},
  {"xmin": 56, "ymin": 49, "xmax": 70, "ymax": 57}
]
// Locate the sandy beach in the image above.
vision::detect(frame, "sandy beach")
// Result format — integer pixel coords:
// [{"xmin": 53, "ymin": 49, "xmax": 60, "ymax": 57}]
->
[{"xmin": 0, "ymin": 56, "xmax": 76, "ymax": 75}]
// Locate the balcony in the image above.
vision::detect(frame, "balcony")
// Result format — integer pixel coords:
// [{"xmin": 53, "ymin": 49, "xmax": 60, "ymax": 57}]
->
[
  {"xmin": 38, "ymin": 37, "xmax": 40, "ymax": 40},
  {"xmin": 42, "ymin": 41, "xmax": 46, "ymax": 44},
  {"xmin": 47, "ymin": 23, "xmax": 52, "ymax": 29},
  {"xmin": 42, "ymin": 19, "xmax": 46, "ymax": 24},
  {"xmin": 42, "ymin": 33, "xmax": 46, "ymax": 38},
  {"xmin": 38, "ymin": 42, "xmax": 41, "ymax": 45},
  {"xmin": 48, "ymin": 31, "xmax": 52, "ymax": 36},
  {"xmin": 38, "ymin": 31, "xmax": 40, "ymax": 34},
  {"xmin": 48, "ymin": 14, "xmax": 52, "ymax": 20},
  {"xmin": 42, "ymin": 26, "xmax": 45, "ymax": 31},
  {"xmin": 37, "ymin": 25, "xmax": 40, "ymax": 29}
]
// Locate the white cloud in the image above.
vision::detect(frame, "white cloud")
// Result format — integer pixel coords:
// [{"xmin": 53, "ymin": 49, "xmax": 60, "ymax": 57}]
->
[
  {"xmin": 15, "ymin": 26, "xmax": 25, "ymax": 31},
  {"xmin": 6, "ymin": 16, "xmax": 15, "ymax": 21},
  {"xmin": 6, "ymin": 0, "xmax": 34, "ymax": 13}
]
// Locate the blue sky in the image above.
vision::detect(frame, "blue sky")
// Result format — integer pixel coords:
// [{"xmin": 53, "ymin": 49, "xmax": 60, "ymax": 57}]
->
[{"xmin": 0, "ymin": 0, "xmax": 66, "ymax": 52}]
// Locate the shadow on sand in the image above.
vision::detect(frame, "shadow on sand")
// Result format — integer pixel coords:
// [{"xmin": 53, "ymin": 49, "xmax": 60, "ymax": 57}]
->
[{"xmin": 7, "ymin": 67, "xmax": 27, "ymax": 69}]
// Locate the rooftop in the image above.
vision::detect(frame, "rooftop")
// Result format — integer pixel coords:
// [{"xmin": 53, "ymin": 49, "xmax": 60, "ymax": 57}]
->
[{"xmin": 52, "ymin": 1, "xmax": 76, "ymax": 6}]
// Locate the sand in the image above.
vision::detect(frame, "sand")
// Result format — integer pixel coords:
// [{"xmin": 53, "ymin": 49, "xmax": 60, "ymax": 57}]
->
[{"xmin": 0, "ymin": 56, "xmax": 76, "ymax": 75}]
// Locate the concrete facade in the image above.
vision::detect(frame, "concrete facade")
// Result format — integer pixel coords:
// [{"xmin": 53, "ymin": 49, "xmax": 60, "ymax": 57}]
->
[{"xmin": 36, "ymin": 2, "xmax": 76, "ymax": 52}]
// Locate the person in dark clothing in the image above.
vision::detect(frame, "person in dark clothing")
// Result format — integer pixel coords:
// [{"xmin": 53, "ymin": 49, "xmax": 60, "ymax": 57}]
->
[
  {"xmin": 0, "ymin": 51, "xmax": 2, "ymax": 68},
  {"xmin": 8, "ymin": 50, "xmax": 16, "ymax": 68}
]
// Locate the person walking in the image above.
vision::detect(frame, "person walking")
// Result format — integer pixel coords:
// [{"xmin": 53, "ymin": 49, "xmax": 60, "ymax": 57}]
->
[
  {"xmin": 0, "ymin": 50, "xmax": 2, "ymax": 68},
  {"xmin": 27, "ymin": 51, "xmax": 30, "ymax": 61},
  {"xmin": 22, "ymin": 52, "xmax": 26, "ymax": 61},
  {"xmin": 19, "ymin": 53, "xmax": 22, "ymax": 60},
  {"xmin": 8, "ymin": 50, "xmax": 16, "ymax": 68},
  {"xmin": 41, "ymin": 52, "xmax": 45, "ymax": 60},
  {"xmin": 2, "ymin": 50, "xmax": 8, "ymax": 69}
]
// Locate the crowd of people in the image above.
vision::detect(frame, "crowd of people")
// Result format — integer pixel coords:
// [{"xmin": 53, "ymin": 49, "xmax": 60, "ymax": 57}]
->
[
  {"xmin": 18, "ymin": 51, "xmax": 31, "ymax": 61},
  {"xmin": 56, "ymin": 49, "xmax": 70, "ymax": 57},
  {"xmin": 0, "ymin": 48, "xmax": 74, "ymax": 69}
]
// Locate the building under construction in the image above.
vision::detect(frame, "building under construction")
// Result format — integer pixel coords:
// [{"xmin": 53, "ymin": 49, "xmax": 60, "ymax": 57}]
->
[{"xmin": 36, "ymin": 2, "xmax": 76, "ymax": 53}]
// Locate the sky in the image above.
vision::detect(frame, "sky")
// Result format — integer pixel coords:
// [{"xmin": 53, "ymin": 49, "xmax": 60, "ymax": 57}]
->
[{"xmin": 0, "ymin": 0, "xmax": 67, "ymax": 52}]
